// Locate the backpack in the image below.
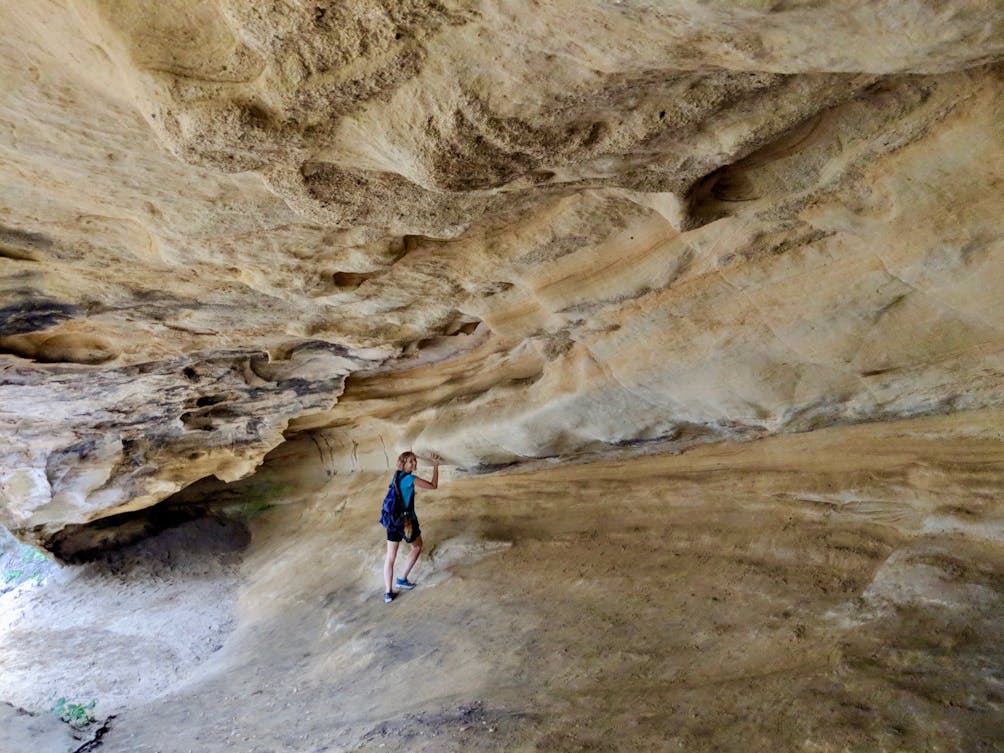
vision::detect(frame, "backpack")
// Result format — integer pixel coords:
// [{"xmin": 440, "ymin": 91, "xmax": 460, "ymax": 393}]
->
[{"xmin": 379, "ymin": 471, "xmax": 405, "ymax": 529}]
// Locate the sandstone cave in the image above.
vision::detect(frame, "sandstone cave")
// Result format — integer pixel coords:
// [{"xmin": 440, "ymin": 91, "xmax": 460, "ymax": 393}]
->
[{"xmin": 1, "ymin": 2, "xmax": 1002, "ymax": 752}]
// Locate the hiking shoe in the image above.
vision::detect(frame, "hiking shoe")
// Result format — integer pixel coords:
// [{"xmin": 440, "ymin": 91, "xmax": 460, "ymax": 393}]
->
[
  {"xmin": 395, "ymin": 577, "xmax": 417, "ymax": 590},
  {"xmin": 384, "ymin": 591, "xmax": 396, "ymax": 604}
]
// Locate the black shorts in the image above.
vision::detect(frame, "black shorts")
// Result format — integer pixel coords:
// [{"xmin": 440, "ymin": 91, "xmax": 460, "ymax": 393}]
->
[{"xmin": 386, "ymin": 520, "xmax": 421, "ymax": 544}]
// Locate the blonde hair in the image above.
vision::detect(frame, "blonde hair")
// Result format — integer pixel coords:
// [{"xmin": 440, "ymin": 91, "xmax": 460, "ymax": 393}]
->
[{"xmin": 396, "ymin": 451, "xmax": 417, "ymax": 470}]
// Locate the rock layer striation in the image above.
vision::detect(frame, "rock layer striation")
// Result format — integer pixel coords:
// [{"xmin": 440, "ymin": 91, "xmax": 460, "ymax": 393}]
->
[{"xmin": 1, "ymin": 1, "xmax": 1003, "ymax": 546}]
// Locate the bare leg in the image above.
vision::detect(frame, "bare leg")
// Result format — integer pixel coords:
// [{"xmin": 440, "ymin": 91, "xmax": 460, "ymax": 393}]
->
[
  {"xmin": 401, "ymin": 535, "xmax": 423, "ymax": 581},
  {"xmin": 384, "ymin": 541, "xmax": 399, "ymax": 594}
]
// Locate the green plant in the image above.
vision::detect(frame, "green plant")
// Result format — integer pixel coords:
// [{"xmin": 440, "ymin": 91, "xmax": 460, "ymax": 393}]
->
[
  {"xmin": 49, "ymin": 697, "xmax": 97, "ymax": 729},
  {"xmin": 244, "ymin": 480, "xmax": 295, "ymax": 505},
  {"xmin": 20, "ymin": 547, "xmax": 47, "ymax": 563},
  {"xmin": 0, "ymin": 534, "xmax": 55, "ymax": 592},
  {"xmin": 218, "ymin": 480, "xmax": 295, "ymax": 520}
]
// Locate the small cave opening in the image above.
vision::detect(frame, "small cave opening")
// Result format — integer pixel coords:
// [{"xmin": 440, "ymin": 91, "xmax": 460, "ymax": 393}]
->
[
  {"xmin": 34, "ymin": 436, "xmax": 328, "ymax": 565},
  {"xmin": 195, "ymin": 394, "xmax": 229, "ymax": 408},
  {"xmin": 180, "ymin": 412, "xmax": 217, "ymax": 431},
  {"xmin": 330, "ymin": 271, "xmax": 374, "ymax": 289},
  {"xmin": 441, "ymin": 312, "xmax": 484, "ymax": 338},
  {"xmin": 42, "ymin": 475, "xmax": 255, "ymax": 564},
  {"xmin": 400, "ymin": 315, "xmax": 487, "ymax": 359},
  {"xmin": 446, "ymin": 319, "xmax": 481, "ymax": 336},
  {"xmin": 682, "ymin": 165, "xmax": 759, "ymax": 229}
]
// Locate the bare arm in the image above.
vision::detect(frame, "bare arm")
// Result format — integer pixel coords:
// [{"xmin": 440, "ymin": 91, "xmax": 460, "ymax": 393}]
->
[{"xmin": 413, "ymin": 453, "xmax": 441, "ymax": 489}]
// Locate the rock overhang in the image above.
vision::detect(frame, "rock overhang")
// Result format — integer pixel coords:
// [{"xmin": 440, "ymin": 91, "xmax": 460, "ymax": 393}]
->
[{"xmin": 1, "ymin": 0, "xmax": 1003, "ymax": 551}]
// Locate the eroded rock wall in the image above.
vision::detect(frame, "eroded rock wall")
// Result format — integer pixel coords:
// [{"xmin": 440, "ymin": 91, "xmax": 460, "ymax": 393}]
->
[
  {"xmin": 2, "ymin": 416, "xmax": 1001, "ymax": 751},
  {"xmin": 1, "ymin": 1, "xmax": 1003, "ymax": 546}
]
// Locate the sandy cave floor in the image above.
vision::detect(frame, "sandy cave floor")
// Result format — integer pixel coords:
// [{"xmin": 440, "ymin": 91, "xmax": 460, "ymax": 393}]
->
[{"xmin": 1, "ymin": 418, "xmax": 1003, "ymax": 753}]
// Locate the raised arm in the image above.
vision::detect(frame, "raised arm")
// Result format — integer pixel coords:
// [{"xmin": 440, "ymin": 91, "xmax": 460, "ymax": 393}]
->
[{"xmin": 413, "ymin": 453, "xmax": 441, "ymax": 489}]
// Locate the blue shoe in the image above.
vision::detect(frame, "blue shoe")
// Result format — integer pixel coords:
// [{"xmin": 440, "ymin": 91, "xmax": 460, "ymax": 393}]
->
[
  {"xmin": 384, "ymin": 591, "xmax": 396, "ymax": 604},
  {"xmin": 395, "ymin": 577, "xmax": 417, "ymax": 590}
]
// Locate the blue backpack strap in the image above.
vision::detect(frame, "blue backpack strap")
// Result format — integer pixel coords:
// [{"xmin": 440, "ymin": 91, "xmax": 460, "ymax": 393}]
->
[
  {"xmin": 393, "ymin": 470, "xmax": 402, "ymax": 504},
  {"xmin": 380, "ymin": 471, "xmax": 406, "ymax": 528}
]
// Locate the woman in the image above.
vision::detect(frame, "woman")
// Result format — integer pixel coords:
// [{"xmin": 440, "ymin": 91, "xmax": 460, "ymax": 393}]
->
[{"xmin": 383, "ymin": 451, "xmax": 440, "ymax": 603}]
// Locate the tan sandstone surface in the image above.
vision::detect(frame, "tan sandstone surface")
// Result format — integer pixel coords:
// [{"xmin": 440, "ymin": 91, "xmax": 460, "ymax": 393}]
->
[
  {"xmin": 1, "ymin": 413, "xmax": 1003, "ymax": 752},
  {"xmin": 1, "ymin": 1, "xmax": 1003, "ymax": 751},
  {"xmin": 2, "ymin": 1, "xmax": 1004, "ymax": 540}
]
